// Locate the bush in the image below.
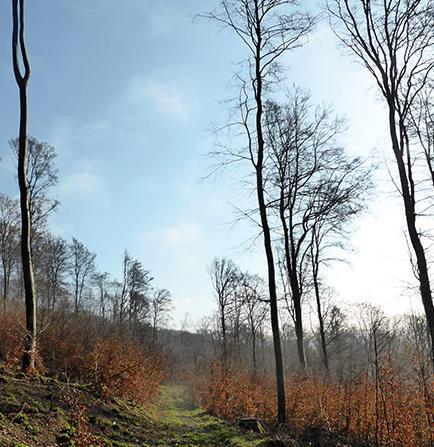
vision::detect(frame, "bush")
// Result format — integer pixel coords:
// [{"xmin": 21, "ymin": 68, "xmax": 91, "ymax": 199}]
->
[{"xmin": 195, "ymin": 362, "xmax": 434, "ymax": 447}]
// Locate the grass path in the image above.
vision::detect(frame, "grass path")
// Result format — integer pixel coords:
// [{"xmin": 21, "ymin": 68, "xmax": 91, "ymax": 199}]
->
[
  {"xmin": 0, "ymin": 372, "xmax": 270, "ymax": 446},
  {"xmin": 147, "ymin": 385, "xmax": 267, "ymax": 446}
]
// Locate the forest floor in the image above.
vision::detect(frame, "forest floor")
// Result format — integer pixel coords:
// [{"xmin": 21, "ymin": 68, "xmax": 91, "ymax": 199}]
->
[{"xmin": 0, "ymin": 370, "xmax": 281, "ymax": 447}]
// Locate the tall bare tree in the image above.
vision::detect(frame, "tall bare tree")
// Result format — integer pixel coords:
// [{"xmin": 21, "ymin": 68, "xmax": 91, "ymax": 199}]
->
[
  {"xmin": 328, "ymin": 0, "xmax": 434, "ymax": 368},
  {"xmin": 12, "ymin": 0, "xmax": 36, "ymax": 372},
  {"xmin": 265, "ymin": 90, "xmax": 371, "ymax": 369},
  {"xmin": 204, "ymin": 0, "xmax": 314, "ymax": 422}
]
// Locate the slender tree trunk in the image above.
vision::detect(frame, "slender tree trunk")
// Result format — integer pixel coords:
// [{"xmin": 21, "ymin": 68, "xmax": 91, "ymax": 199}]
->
[
  {"xmin": 52, "ymin": 280, "xmax": 57, "ymax": 312},
  {"xmin": 221, "ymin": 311, "xmax": 227, "ymax": 367},
  {"xmin": 251, "ymin": 325, "xmax": 257, "ymax": 370},
  {"xmin": 254, "ymin": 41, "xmax": 286, "ymax": 421},
  {"xmin": 3, "ymin": 263, "xmax": 8, "ymax": 311},
  {"xmin": 388, "ymin": 101, "xmax": 434, "ymax": 368},
  {"xmin": 18, "ymin": 80, "xmax": 36, "ymax": 372},
  {"xmin": 12, "ymin": 0, "xmax": 36, "ymax": 373},
  {"xmin": 289, "ymin": 270, "xmax": 306, "ymax": 369},
  {"xmin": 313, "ymin": 268, "xmax": 328, "ymax": 371},
  {"xmin": 279, "ymin": 188, "xmax": 306, "ymax": 369},
  {"xmin": 311, "ymin": 235, "xmax": 329, "ymax": 371}
]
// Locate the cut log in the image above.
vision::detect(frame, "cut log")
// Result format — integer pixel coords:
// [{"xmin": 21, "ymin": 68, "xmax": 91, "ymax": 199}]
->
[{"xmin": 238, "ymin": 417, "xmax": 266, "ymax": 434}]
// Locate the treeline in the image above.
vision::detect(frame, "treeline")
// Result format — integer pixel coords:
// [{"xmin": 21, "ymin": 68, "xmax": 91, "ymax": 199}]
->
[
  {"xmin": 0, "ymin": 137, "xmax": 172, "ymax": 404},
  {"xmin": 202, "ymin": 257, "xmax": 431, "ymax": 378},
  {"xmin": 0, "ymin": 138, "xmax": 172, "ymax": 336}
]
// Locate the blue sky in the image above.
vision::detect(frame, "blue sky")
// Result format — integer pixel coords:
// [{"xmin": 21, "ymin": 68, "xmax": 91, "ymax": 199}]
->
[{"xmin": 0, "ymin": 1, "xmax": 421, "ymax": 326}]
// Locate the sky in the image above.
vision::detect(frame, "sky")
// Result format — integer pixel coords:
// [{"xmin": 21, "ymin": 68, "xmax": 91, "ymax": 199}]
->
[{"xmin": 0, "ymin": 0, "xmax": 424, "ymax": 328}]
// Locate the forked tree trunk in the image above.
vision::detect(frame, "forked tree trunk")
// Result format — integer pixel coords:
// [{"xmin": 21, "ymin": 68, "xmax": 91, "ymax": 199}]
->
[{"xmin": 12, "ymin": 0, "xmax": 36, "ymax": 372}]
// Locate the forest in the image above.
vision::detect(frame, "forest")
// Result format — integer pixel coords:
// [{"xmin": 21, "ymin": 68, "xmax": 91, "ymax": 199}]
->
[{"xmin": 0, "ymin": 0, "xmax": 433, "ymax": 446}]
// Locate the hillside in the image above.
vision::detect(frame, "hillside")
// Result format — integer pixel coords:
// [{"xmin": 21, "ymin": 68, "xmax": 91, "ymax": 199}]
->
[{"xmin": 0, "ymin": 371, "xmax": 285, "ymax": 447}]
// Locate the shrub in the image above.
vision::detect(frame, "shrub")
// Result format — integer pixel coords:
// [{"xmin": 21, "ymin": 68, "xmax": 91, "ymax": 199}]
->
[{"xmin": 195, "ymin": 362, "xmax": 434, "ymax": 447}]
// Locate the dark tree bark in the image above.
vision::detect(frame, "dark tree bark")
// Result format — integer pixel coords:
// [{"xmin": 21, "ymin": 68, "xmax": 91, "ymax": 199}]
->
[
  {"xmin": 254, "ymin": 57, "xmax": 287, "ymax": 421},
  {"xmin": 12, "ymin": 0, "xmax": 36, "ymax": 373}
]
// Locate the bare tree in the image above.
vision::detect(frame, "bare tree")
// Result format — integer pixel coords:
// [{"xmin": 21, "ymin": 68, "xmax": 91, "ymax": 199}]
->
[
  {"xmin": 328, "ymin": 0, "xmax": 434, "ymax": 368},
  {"xmin": 10, "ymin": 136, "xmax": 59, "ymax": 230},
  {"xmin": 209, "ymin": 257, "xmax": 240, "ymax": 365},
  {"xmin": 41, "ymin": 234, "xmax": 70, "ymax": 312},
  {"xmin": 70, "ymin": 238, "xmax": 96, "ymax": 314},
  {"xmin": 239, "ymin": 272, "xmax": 268, "ymax": 370},
  {"xmin": 204, "ymin": 0, "xmax": 314, "ymax": 422},
  {"xmin": 264, "ymin": 90, "xmax": 371, "ymax": 369},
  {"xmin": 127, "ymin": 258, "xmax": 152, "ymax": 327},
  {"xmin": 308, "ymin": 145, "xmax": 372, "ymax": 371},
  {"xmin": 12, "ymin": 0, "xmax": 36, "ymax": 372},
  {"xmin": 0, "ymin": 195, "xmax": 19, "ymax": 309},
  {"xmin": 150, "ymin": 288, "xmax": 172, "ymax": 343},
  {"xmin": 118, "ymin": 251, "xmax": 153, "ymax": 328},
  {"xmin": 94, "ymin": 271, "xmax": 111, "ymax": 319}
]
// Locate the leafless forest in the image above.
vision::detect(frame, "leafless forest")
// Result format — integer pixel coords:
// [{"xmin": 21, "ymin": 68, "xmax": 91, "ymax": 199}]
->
[{"xmin": 0, "ymin": 1, "xmax": 433, "ymax": 446}]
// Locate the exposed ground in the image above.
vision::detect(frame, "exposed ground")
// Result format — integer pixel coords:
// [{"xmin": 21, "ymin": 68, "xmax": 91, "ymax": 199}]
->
[{"xmin": 0, "ymin": 371, "xmax": 274, "ymax": 446}]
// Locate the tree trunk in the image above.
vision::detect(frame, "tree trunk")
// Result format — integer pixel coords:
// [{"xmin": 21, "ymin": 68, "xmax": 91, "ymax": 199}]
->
[
  {"xmin": 12, "ymin": 0, "xmax": 36, "ymax": 373},
  {"xmin": 251, "ymin": 325, "xmax": 257, "ymax": 370},
  {"xmin": 279, "ymin": 187, "xmax": 306, "ymax": 369},
  {"xmin": 254, "ymin": 46, "xmax": 286, "ymax": 421},
  {"xmin": 18, "ymin": 84, "xmax": 36, "ymax": 373},
  {"xmin": 3, "ymin": 263, "xmax": 8, "ymax": 311},
  {"xmin": 290, "ymin": 271, "xmax": 306, "ymax": 369},
  {"xmin": 313, "ymin": 267, "xmax": 329, "ymax": 371},
  {"xmin": 388, "ymin": 101, "xmax": 434, "ymax": 368},
  {"xmin": 221, "ymin": 311, "xmax": 227, "ymax": 366}
]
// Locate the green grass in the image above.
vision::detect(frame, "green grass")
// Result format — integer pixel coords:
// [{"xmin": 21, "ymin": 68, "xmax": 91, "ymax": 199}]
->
[{"xmin": 146, "ymin": 385, "xmax": 266, "ymax": 447}]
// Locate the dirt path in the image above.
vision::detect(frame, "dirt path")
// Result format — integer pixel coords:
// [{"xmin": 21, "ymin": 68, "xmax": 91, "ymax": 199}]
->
[{"xmin": 148, "ymin": 385, "xmax": 267, "ymax": 446}]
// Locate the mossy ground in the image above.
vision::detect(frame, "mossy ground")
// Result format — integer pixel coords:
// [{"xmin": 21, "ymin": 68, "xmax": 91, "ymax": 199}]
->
[{"xmin": 0, "ymin": 371, "xmax": 269, "ymax": 447}]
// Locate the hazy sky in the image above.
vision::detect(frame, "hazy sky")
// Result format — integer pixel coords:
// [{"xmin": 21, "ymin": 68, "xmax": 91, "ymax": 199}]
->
[{"xmin": 0, "ymin": 1, "xmax": 422, "ymax": 326}]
